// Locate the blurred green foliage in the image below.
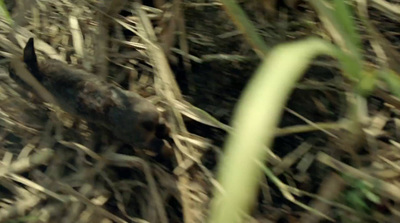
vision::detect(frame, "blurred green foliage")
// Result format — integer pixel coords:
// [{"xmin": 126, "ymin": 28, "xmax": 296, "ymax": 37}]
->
[{"xmin": 0, "ymin": 0, "xmax": 12, "ymax": 24}]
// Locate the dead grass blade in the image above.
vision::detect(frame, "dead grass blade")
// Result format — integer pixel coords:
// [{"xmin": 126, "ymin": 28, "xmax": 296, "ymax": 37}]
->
[
  {"xmin": 258, "ymin": 161, "xmax": 335, "ymax": 222},
  {"xmin": 316, "ymin": 152, "xmax": 400, "ymax": 202},
  {"xmin": 0, "ymin": 148, "xmax": 54, "ymax": 177},
  {"xmin": 105, "ymin": 152, "xmax": 168, "ymax": 223},
  {"xmin": 134, "ymin": 3, "xmax": 202, "ymax": 222},
  {"xmin": 172, "ymin": 99, "xmax": 232, "ymax": 132},
  {"xmin": 56, "ymin": 182, "xmax": 128, "ymax": 223},
  {"xmin": 370, "ymin": 0, "xmax": 400, "ymax": 22}
]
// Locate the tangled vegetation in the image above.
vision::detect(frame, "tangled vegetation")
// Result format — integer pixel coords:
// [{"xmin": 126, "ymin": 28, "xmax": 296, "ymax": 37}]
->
[{"xmin": 1, "ymin": 0, "xmax": 400, "ymax": 223}]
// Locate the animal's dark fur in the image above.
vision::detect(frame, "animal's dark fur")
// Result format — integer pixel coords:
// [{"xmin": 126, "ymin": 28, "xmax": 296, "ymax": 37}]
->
[{"xmin": 10, "ymin": 38, "xmax": 169, "ymax": 155}]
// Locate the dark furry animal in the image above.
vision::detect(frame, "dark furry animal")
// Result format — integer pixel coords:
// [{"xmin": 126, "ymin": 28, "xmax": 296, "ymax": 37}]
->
[{"xmin": 9, "ymin": 38, "xmax": 169, "ymax": 154}]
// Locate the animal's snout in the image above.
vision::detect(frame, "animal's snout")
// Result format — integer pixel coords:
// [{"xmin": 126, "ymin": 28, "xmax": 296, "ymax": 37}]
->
[{"xmin": 136, "ymin": 107, "xmax": 171, "ymax": 151}]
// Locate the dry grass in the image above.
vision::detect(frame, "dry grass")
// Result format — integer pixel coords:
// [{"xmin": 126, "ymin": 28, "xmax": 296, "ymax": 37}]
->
[
  {"xmin": 0, "ymin": 1, "xmax": 214, "ymax": 222},
  {"xmin": 0, "ymin": 0, "xmax": 400, "ymax": 223}
]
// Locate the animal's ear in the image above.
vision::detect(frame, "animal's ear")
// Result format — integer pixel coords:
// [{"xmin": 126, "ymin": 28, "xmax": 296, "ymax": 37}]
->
[{"xmin": 23, "ymin": 38, "xmax": 41, "ymax": 80}]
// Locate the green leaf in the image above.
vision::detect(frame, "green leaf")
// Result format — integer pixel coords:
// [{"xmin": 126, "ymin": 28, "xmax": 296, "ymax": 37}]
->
[
  {"xmin": 355, "ymin": 70, "xmax": 377, "ymax": 96},
  {"xmin": 208, "ymin": 38, "xmax": 337, "ymax": 223},
  {"xmin": 0, "ymin": 0, "xmax": 12, "ymax": 24},
  {"xmin": 363, "ymin": 190, "xmax": 381, "ymax": 204},
  {"xmin": 381, "ymin": 70, "xmax": 400, "ymax": 98},
  {"xmin": 333, "ymin": 0, "xmax": 362, "ymax": 52},
  {"xmin": 310, "ymin": 0, "xmax": 363, "ymax": 80},
  {"xmin": 346, "ymin": 191, "xmax": 369, "ymax": 211}
]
